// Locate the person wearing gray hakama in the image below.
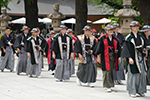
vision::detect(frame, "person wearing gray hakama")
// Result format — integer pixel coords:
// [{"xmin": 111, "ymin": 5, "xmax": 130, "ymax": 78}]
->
[
  {"xmin": 139, "ymin": 25, "xmax": 150, "ymax": 85},
  {"xmin": 27, "ymin": 50, "xmax": 42, "ymax": 77},
  {"xmin": 13, "ymin": 26, "xmax": 30, "ymax": 75},
  {"xmin": 113, "ymin": 23, "xmax": 125, "ymax": 85},
  {"xmin": 16, "ymin": 47, "xmax": 28, "ymax": 74},
  {"xmin": 37, "ymin": 27, "xmax": 47, "ymax": 69},
  {"xmin": 67, "ymin": 29, "xmax": 77, "ymax": 76},
  {"xmin": 74, "ymin": 25, "xmax": 97, "ymax": 87},
  {"xmin": 26, "ymin": 28, "xmax": 44, "ymax": 78},
  {"xmin": 146, "ymin": 56, "xmax": 150, "ymax": 85},
  {"xmin": 55, "ymin": 51, "xmax": 70, "ymax": 80},
  {"xmin": 51, "ymin": 25, "xmax": 72, "ymax": 82},
  {"xmin": 68, "ymin": 58, "xmax": 75, "ymax": 76},
  {"xmin": 127, "ymin": 53, "xmax": 147, "ymax": 96},
  {"xmin": 0, "ymin": 47, "xmax": 14, "ymax": 72},
  {"xmin": 121, "ymin": 21, "xmax": 147, "ymax": 98},
  {"xmin": 0, "ymin": 27, "xmax": 15, "ymax": 72},
  {"xmin": 113, "ymin": 57, "xmax": 125, "ymax": 84},
  {"xmin": 94, "ymin": 24, "xmax": 121, "ymax": 92}
]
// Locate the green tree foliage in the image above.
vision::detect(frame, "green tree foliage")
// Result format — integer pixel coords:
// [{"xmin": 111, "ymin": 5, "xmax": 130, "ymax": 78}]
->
[
  {"xmin": 0, "ymin": 0, "xmax": 12, "ymax": 9},
  {"xmin": 88, "ymin": 0, "xmax": 143, "ymax": 25}
]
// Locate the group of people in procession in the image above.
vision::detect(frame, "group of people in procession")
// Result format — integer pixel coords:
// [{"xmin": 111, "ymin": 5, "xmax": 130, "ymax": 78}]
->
[{"xmin": 0, "ymin": 20, "xmax": 150, "ymax": 98}]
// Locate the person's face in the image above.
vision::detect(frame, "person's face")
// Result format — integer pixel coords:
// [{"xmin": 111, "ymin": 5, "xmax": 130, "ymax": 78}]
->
[
  {"xmin": 101, "ymin": 31, "xmax": 104, "ymax": 35},
  {"xmin": 131, "ymin": 26, "xmax": 139, "ymax": 31},
  {"xmin": 148, "ymin": 30, "xmax": 150, "ymax": 35},
  {"xmin": 60, "ymin": 28, "xmax": 67, "ymax": 34},
  {"xmin": 107, "ymin": 29, "xmax": 114, "ymax": 35},
  {"xmin": 84, "ymin": 30, "xmax": 91, "ymax": 36},
  {"xmin": 51, "ymin": 33, "xmax": 56, "ymax": 38},
  {"xmin": 114, "ymin": 27, "xmax": 120, "ymax": 32},
  {"xmin": 37, "ymin": 29, "xmax": 40, "ymax": 35},
  {"xmin": 145, "ymin": 29, "xmax": 150, "ymax": 36},
  {"xmin": 23, "ymin": 29, "xmax": 29, "ymax": 34},
  {"xmin": 68, "ymin": 32, "xmax": 73, "ymax": 36},
  {"xmin": 5, "ymin": 29, "xmax": 11, "ymax": 35},
  {"xmin": 32, "ymin": 32, "xmax": 38, "ymax": 36}
]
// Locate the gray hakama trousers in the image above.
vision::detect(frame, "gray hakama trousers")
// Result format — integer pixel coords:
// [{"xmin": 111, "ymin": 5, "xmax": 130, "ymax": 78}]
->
[
  {"xmin": 127, "ymin": 53, "xmax": 147, "ymax": 95},
  {"xmin": 16, "ymin": 47, "xmax": 27, "ymax": 74},
  {"xmin": 68, "ymin": 58, "xmax": 75, "ymax": 76},
  {"xmin": 146, "ymin": 57, "xmax": 150, "ymax": 85},
  {"xmin": 77, "ymin": 54, "xmax": 97, "ymax": 83},
  {"xmin": 26, "ymin": 50, "xmax": 42, "ymax": 77},
  {"xmin": 113, "ymin": 58, "xmax": 125, "ymax": 80},
  {"xmin": 103, "ymin": 52, "xmax": 115, "ymax": 88},
  {"xmin": 54, "ymin": 51, "xmax": 70, "ymax": 80},
  {"xmin": 0, "ymin": 47, "xmax": 14, "ymax": 71}
]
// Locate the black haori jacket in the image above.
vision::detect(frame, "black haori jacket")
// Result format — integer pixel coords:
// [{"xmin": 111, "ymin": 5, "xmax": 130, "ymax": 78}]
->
[{"xmin": 94, "ymin": 34, "xmax": 121, "ymax": 71}]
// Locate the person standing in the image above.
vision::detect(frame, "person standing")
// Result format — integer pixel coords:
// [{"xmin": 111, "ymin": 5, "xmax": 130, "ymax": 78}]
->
[
  {"xmin": 51, "ymin": 25, "xmax": 72, "ymax": 82},
  {"xmin": 14, "ymin": 26, "xmax": 30, "ymax": 75},
  {"xmin": 121, "ymin": 21, "xmax": 147, "ymax": 98},
  {"xmin": 67, "ymin": 29, "xmax": 77, "ymax": 76},
  {"xmin": 37, "ymin": 27, "xmax": 47, "ymax": 69},
  {"xmin": 74, "ymin": 25, "xmax": 97, "ymax": 87},
  {"xmin": 113, "ymin": 23, "xmax": 125, "ymax": 85},
  {"xmin": 45, "ymin": 30, "xmax": 57, "ymax": 75},
  {"xmin": 140, "ymin": 25, "xmax": 150, "ymax": 85},
  {"xmin": 0, "ymin": 27, "xmax": 15, "ymax": 72},
  {"xmin": 94, "ymin": 24, "xmax": 121, "ymax": 92},
  {"xmin": 26, "ymin": 28, "xmax": 43, "ymax": 78},
  {"xmin": 41, "ymin": 27, "xmax": 47, "ymax": 38},
  {"xmin": 46, "ymin": 27, "xmax": 53, "ymax": 38}
]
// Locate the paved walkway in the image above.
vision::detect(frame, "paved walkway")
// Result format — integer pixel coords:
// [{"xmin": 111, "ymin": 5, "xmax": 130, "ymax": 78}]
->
[{"xmin": 0, "ymin": 57, "xmax": 150, "ymax": 100}]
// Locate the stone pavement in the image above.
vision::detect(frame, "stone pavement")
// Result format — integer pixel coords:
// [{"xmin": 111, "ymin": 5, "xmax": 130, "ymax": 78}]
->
[{"xmin": 0, "ymin": 57, "xmax": 150, "ymax": 100}]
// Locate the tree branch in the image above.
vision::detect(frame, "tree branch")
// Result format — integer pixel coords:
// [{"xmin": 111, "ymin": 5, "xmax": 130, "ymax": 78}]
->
[{"xmin": 101, "ymin": 0, "xmax": 123, "ymax": 9}]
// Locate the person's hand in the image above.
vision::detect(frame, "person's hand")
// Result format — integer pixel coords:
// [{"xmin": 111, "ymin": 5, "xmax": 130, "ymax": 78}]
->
[
  {"xmin": 70, "ymin": 53, "xmax": 74, "ymax": 58},
  {"xmin": 38, "ymin": 47, "xmax": 41, "ymax": 51},
  {"xmin": 142, "ymin": 48, "xmax": 146, "ymax": 54},
  {"xmin": 53, "ymin": 53, "xmax": 56, "ymax": 59},
  {"xmin": 27, "ymin": 52, "xmax": 30, "ymax": 58},
  {"xmin": 118, "ymin": 57, "xmax": 121, "ymax": 63},
  {"xmin": 90, "ymin": 50, "xmax": 93, "ymax": 54},
  {"xmin": 129, "ymin": 57, "xmax": 134, "ymax": 65},
  {"xmin": 17, "ymin": 48, "xmax": 20, "ymax": 53},
  {"xmin": 43, "ymin": 52, "xmax": 46, "ymax": 56},
  {"xmin": 97, "ymin": 55, "xmax": 101, "ymax": 63},
  {"xmin": 3, "ymin": 49, "xmax": 6, "ymax": 53},
  {"xmin": 9, "ymin": 44, "xmax": 13, "ymax": 47},
  {"xmin": 78, "ymin": 53, "xmax": 83, "ymax": 60},
  {"xmin": 145, "ymin": 57, "xmax": 147, "ymax": 61}
]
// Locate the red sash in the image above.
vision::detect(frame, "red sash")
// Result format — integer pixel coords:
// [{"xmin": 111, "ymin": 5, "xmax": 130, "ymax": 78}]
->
[{"xmin": 103, "ymin": 34, "xmax": 118, "ymax": 71}]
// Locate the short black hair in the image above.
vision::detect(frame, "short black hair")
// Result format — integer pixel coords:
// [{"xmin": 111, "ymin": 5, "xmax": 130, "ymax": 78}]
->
[
  {"xmin": 49, "ymin": 27, "xmax": 53, "ymax": 31},
  {"xmin": 5, "ymin": 27, "xmax": 11, "ymax": 30}
]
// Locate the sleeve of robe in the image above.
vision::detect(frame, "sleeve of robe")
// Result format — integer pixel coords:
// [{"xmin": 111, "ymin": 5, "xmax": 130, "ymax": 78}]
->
[
  {"xmin": 45, "ymin": 42, "xmax": 49, "ymax": 57},
  {"xmin": 120, "ymin": 34, "xmax": 125, "ymax": 47},
  {"xmin": 93, "ymin": 38, "xmax": 103, "ymax": 55},
  {"xmin": 41, "ymin": 39, "xmax": 47, "ymax": 49},
  {"xmin": 91, "ymin": 39, "xmax": 97, "ymax": 56},
  {"xmin": 51, "ymin": 38, "xmax": 59, "ymax": 54},
  {"xmin": 121, "ymin": 41, "xmax": 131, "ymax": 58},
  {"xmin": 0, "ymin": 36, "xmax": 5, "ymax": 48},
  {"xmin": 13, "ymin": 35, "xmax": 21, "ymax": 49},
  {"xmin": 70, "ymin": 37, "xmax": 73, "ymax": 52},
  {"xmin": 74, "ymin": 39, "xmax": 82, "ymax": 55},
  {"xmin": 25, "ymin": 40, "xmax": 32, "ymax": 53},
  {"xmin": 117, "ymin": 40, "xmax": 121, "ymax": 57},
  {"xmin": 0, "ymin": 36, "xmax": 6, "ymax": 56}
]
